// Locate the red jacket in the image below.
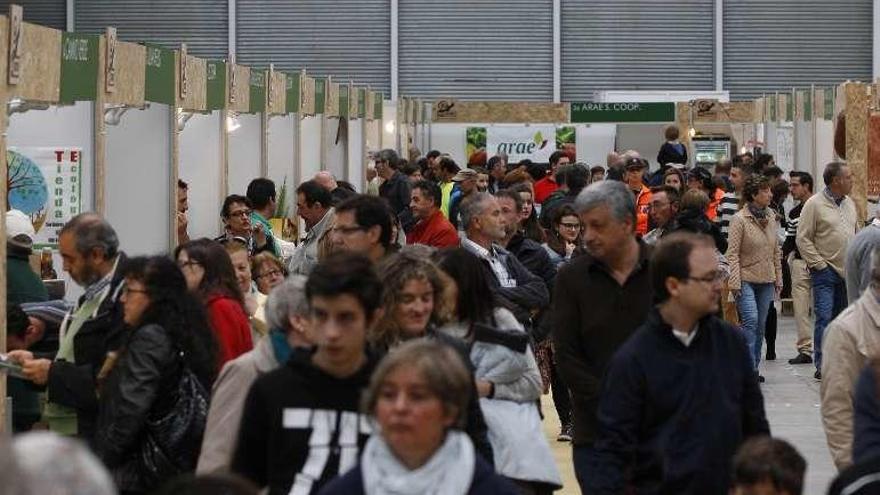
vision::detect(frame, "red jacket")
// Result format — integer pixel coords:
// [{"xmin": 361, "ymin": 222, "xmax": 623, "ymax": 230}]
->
[
  {"xmin": 205, "ymin": 293, "xmax": 253, "ymax": 367},
  {"xmin": 534, "ymin": 176, "xmax": 559, "ymax": 204},
  {"xmin": 407, "ymin": 210, "xmax": 460, "ymax": 248}
]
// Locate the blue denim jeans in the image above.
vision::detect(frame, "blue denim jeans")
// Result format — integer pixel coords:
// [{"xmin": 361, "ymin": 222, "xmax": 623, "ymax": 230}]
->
[
  {"xmin": 736, "ymin": 282, "xmax": 775, "ymax": 370},
  {"xmin": 573, "ymin": 445, "xmax": 597, "ymax": 494},
  {"xmin": 811, "ymin": 267, "xmax": 847, "ymax": 371}
]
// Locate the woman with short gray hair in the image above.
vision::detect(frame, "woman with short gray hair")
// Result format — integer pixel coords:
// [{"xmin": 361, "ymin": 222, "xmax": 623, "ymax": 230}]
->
[{"xmin": 197, "ymin": 276, "xmax": 313, "ymax": 474}]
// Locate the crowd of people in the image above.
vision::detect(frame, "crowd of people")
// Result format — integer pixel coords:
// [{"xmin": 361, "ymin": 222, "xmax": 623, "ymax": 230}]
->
[{"xmin": 3, "ymin": 124, "xmax": 880, "ymax": 495}]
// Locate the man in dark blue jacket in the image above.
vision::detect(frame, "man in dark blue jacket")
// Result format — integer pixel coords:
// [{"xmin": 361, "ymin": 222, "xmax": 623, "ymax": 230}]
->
[{"xmin": 588, "ymin": 232, "xmax": 770, "ymax": 494}]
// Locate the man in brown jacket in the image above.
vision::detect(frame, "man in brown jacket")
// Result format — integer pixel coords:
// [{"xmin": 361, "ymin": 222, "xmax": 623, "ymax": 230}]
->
[
  {"xmin": 821, "ymin": 250, "xmax": 880, "ymax": 470},
  {"xmin": 796, "ymin": 161, "xmax": 858, "ymax": 379},
  {"xmin": 550, "ymin": 180, "xmax": 653, "ymax": 493}
]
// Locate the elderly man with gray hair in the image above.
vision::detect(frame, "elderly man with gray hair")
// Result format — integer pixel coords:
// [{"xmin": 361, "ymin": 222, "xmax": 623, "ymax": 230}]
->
[
  {"xmin": 198, "ymin": 275, "xmax": 313, "ymax": 474},
  {"xmin": 459, "ymin": 192, "xmax": 549, "ymax": 327},
  {"xmin": 549, "ymin": 180, "xmax": 654, "ymax": 492},
  {"xmin": 821, "ymin": 246, "xmax": 880, "ymax": 470},
  {"xmin": 9, "ymin": 213, "xmax": 127, "ymax": 442}
]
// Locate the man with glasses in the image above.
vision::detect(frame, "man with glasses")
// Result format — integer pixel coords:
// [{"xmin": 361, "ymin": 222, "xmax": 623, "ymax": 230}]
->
[
  {"xmin": 643, "ymin": 185, "xmax": 680, "ymax": 245},
  {"xmin": 216, "ymin": 194, "xmax": 275, "ymax": 257},
  {"xmin": 589, "ymin": 233, "xmax": 769, "ymax": 494},
  {"xmin": 330, "ymin": 195, "xmax": 394, "ymax": 264}
]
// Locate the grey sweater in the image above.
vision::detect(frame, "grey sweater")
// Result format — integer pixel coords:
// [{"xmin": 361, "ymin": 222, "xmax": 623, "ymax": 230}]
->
[{"xmin": 845, "ymin": 220, "xmax": 880, "ymax": 304}]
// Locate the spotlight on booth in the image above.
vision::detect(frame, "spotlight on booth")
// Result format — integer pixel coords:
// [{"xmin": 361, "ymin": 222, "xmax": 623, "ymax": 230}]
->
[
  {"xmin": 226, "ymin": 113, "xmax": 242, "ymax": 133},
  {"xmin": 177, "ymin": 108, "xmax": 194, "ymax": 132},
  {"xmin": 7, "ymin": 97, "xmax": 50, "ymax": 115},
  {"xmin": 103, "ymin": 105, "xmax": 131, "ymax": 126},
  {"xmin": 384, "ymin": 120, "xmax": 395, "ymax": 134}
]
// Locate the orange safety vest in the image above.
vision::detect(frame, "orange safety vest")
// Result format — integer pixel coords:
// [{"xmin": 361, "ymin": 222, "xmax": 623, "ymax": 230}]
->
[
  {"xmin": 706, "ymin": 188, "xmax": 724, "ymax": 221},
  {"xmin": 635, "ymin": 185, "xmax": 652, "ymax": 236}
]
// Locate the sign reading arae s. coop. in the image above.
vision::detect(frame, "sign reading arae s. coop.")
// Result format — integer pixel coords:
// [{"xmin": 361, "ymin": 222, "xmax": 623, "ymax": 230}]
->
[{"xmin": 570, "ymin": 102, "xmax": 675, "ymax": 123}]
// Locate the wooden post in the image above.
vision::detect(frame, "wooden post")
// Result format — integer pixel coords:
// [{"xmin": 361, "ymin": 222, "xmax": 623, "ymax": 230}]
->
[
  {"xmin": 0, "ymin": 14, "xmax": 9, "ymax": 434},
  {"xmin": 169, "ymin": 50, "xmax": 180, "ymax": 250},
  {"xmin": 94, "ymin": 35, "xmax": 108, "ymax": 215},
  {"xmin": 844, "ymin": 82, "xmax": 871, "ymax": 223}
]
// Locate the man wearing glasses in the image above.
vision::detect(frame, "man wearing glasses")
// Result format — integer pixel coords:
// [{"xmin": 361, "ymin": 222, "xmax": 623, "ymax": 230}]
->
[
  {"xmin": 589, "ymin": 233, "xmax": 769, "ymax": 494},
  {"xmin": 216, "ymin": 194, "xmax": 276, "ymax": 257},
  {"xmin": 643, "ymin": 185, "xmax": 680, "ymax": 245},
  {"xmin": 330, "ymin": 195, "xmax": 394, "ymax": 264}
]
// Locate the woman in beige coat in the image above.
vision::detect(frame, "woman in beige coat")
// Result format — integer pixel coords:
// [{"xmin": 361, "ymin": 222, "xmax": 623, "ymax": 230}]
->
[{"xmin": 726, "ymin": 175, "xmax": 782, "ymax": 381}]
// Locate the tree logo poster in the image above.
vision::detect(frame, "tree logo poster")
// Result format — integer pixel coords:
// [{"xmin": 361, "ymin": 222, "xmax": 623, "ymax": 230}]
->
[{"xmin": 7, "ymin": 147, "xmax": 83, "ymax": 248}]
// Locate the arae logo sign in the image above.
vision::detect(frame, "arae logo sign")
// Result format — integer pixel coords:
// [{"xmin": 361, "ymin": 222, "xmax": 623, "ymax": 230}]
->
[
  {"xmin": 486, "ymin": 126, "xmax": 557, "ymax": 163},
  {"xmin": 496, "ymin": 131, "xmax": 549, "ymax": 155}
]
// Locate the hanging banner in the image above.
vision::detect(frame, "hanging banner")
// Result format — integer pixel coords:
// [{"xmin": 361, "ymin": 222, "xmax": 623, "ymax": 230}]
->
[
  {"xmin": 571, "ymin": 102, "xmax": 675, "ymax": 123},
  {"xmin": 7, "ymin": 147, "xmax": 83, "ymax": 248},
  {"xmin": 485, "ymin": 126, "xmax": 559, "ymax": 163},
  {"xmin": 776, "ymin": 124, "xmax": 795, "ymax": 171},
  {"xmin": 248, "ymin": 69, "xmax": 266, "ymax": 114},
  {"xmin": 373, "ymin": 92, "xmax": 383, "ymax": 120},
  {"xmin": 144, "ymin": 45, "xmax": 175, "ymax": 105},
  {"xmin": 205, "ymin": 60, "xmax": 226, "ymax": 111},
  {"xmin": 59, "ymin": 33, "xmax": 99, "ymax": 103},
  {"xmin": 314, "ymin": 78, "xmax": 326, "ymax": 114},
  {"xmin": 358, "ymin": 88, "xmax": 366, "ymax": 118},
  {"xmin": 285, "ymin": 72, "xmax": 301, "ymax": 114},
  {"xmin": 338, "ymin": 84, "xmax": 349, "ymax": 119}
]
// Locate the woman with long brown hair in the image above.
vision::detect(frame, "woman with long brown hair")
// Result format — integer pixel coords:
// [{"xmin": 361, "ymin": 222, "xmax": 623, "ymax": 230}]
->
[{"xmin": 174, "ymin": 238, "xmax": 253, "ymax": 366}]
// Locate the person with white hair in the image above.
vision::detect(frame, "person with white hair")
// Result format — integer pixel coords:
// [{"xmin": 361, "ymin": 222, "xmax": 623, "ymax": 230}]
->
[
  {"xmin": 1, "ymin": 431, "xmax": 116, "ymax": 495},
  {"xmin": 197, "ymin": 276, "xmax": 313, "ymax": 474}
]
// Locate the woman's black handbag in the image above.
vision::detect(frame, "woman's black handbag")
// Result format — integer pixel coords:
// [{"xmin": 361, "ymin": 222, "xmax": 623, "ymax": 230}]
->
[{"xmin": 136, "ymin": 363, "xmax": 209, "ymax": 487}]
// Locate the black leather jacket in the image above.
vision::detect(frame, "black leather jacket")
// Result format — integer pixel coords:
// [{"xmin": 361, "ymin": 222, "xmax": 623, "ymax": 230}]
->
[{"xmin": 93, "ymin": 323, "xmax": 182, "ymax": 492}]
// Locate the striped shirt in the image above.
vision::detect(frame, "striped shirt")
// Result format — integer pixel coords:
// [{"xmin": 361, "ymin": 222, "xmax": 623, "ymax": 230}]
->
[{"xmin": 716, "ymin": 191, "xmax": 741, "ymax": 239}]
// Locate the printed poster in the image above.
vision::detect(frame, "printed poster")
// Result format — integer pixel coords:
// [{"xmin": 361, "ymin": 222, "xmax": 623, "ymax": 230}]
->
[
  {"xmin": 7, "ymin": 147, "xmax": 83, "ymax": 248},
  {"xmin": 467, "ymin": 126, "xmax": 577, "ymax": 165}
]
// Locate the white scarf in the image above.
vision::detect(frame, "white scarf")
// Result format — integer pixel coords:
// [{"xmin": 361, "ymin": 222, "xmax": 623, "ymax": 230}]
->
[{"xmin": 361, "ymin": 430, "xmax": 475, "ymax": 495}]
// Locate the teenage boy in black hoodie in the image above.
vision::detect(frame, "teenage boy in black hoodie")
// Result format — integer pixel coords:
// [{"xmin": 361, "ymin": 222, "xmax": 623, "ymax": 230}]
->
[
  {"xmin": 588, "ymin": 233, "xmax": 770, "ymax": 494},
  {"xmin": 232, "ymin": 253, "xmax": 383, "ymax": 495}
]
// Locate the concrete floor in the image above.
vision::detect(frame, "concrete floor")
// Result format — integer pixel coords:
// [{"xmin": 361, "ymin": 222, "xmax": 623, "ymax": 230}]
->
[{"xmin": 540, "ymin": 315, "xmax": 837, "ymax": 495}]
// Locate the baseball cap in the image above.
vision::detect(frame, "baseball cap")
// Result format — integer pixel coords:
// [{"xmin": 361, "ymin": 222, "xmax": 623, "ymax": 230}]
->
[
  {"xmin": 6, "ymin": 210, "xmax": 35, "ymax": 248},
  {"xmin": 452, "ymin": 169, "xmax": 478, "ymax": 182},
  {"xmin": 624, "ymin": 157, "xmax": 648, "ymax": 171}
]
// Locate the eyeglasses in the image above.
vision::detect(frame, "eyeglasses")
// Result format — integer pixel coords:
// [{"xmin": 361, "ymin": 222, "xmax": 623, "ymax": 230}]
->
[
  {"xmin": 559, "ymin": 223, "xmax": 582, "ymax": 230},
  {"xmin": 332, "ymin": 225, "xmax": 365, "ymax": 235},
  {"xmin": 256, "ymin": 269, "xmax": 283, "ymax": 280},
  {"xmin": 685, "ymin": 271, "xmax": 725, "ymax": 284},
  {"xmin": 227, "ymin": 209, "xmax": 251, "ymax": 219}
]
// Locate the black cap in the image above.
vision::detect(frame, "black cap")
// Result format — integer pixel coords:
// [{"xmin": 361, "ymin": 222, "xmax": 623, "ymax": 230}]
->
[{"xmin": 624, "ymin": 157, "xmax": 648, "ymax": 171}]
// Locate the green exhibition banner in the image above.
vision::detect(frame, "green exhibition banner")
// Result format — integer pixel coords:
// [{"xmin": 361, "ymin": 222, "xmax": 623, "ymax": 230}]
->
[
  {"xmin": 206, "ymin": 60, "xmax": 226, "ymax": 111},
  {"xmin": 315, "ymin": 78, "xmax": 326, "ymax": 114},
  {"xmin": 59, "ymin": 33, "xmax": 99, "ymax": 103},
  {"xmin": 801, "ymin": 90, "xmax": 812, "ymax": 121},
  {"xmin": 570, "ymin": 102, "xmax": 675, "ymax": 123},
  {"xmin": 358, "ymin": 88, "xmax": 366, "ymax": 118},
  {"xmin": 769, "ymin": 95, "xmax": 777, "ymax": 122},
  {"xmin": 249, "ymin": 69, "xmax": 266, "ymax": 114},
  {"xmin": 824, "ymin": 88, "xmax": 835, "ymax": 120},
  {"xmin": 144, "ymin": 45, "xmax": 175, "ymax": 105},
  {"xmin": 339, "ymin": 84, "xmax": 349, "ymax": 119},
  {"xmin": 374, "ymin": 92, "xmax": 383, "ymax": 120},
  {"xmin": 286, "ymin": 72, "xmax": 301, "ymax": 113},
  {"xmin": 785, "ymin": 94, "xmax": 794, "ymax": 122}
]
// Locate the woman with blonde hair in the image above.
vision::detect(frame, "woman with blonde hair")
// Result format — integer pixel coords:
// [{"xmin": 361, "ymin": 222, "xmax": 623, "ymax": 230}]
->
[{"xmin": 374, "ymin": 249, "xmax": 494, "ymax": 463}]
